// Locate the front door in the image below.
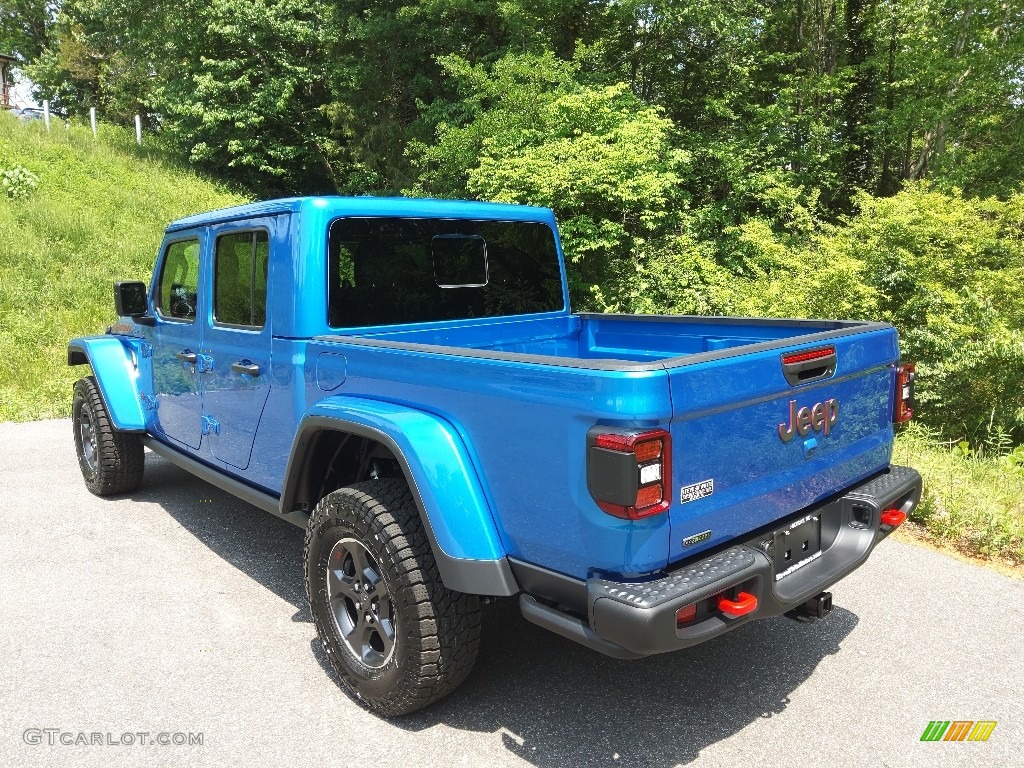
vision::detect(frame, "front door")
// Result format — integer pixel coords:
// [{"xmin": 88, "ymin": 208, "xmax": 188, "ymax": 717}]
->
[
  {"xmin": 150, "ymin": 235, "xmax": 205, "ymax": 450},
  {"xmin": 202, "ymin": 223, "xmax": 274, "ymax": 470}
]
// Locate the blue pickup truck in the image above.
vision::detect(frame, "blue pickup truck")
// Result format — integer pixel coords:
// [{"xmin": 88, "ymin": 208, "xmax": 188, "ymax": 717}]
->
[{"xmin": 68, "ymin": 196, "xmax": 921, "ymax": 716}]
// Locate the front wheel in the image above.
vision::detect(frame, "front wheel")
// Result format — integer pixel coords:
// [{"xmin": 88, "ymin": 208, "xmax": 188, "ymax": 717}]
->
[
  {"xmin": 304, "ymin": 479, "xmax": 481, "ymax": 716},
  {"xmin": 72, "ymin": 376, "xmax": 144, "ymax": 496}
]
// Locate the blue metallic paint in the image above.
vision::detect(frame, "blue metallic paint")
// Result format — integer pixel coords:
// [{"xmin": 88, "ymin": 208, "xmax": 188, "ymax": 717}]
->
[
  {"xmin": 71, "ymin": 196, "xmax": 903, "ymax": 587},
  {"xmin": 201, "ymin": 216, "xmax": 283, "ymax": 469},
  {"xmin": 297, "ymin": 396, "xmax": 507, "ymax": 562},
  {"xmin": 148, "ymin": 229, "xmax": 207, "ymax": 449},
  {"xmin": 67, "ymin": 337, "xmax": 146, "ymax": 431}
]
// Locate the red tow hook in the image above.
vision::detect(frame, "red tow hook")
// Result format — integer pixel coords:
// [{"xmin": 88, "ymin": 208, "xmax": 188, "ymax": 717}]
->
[
  {"xmin": 880, "ymin": 508, "xmax": 907, "ymax": 528},
  {"xmin": 717, "ymin": 591, "xmax": 758, "ymax": 618}
]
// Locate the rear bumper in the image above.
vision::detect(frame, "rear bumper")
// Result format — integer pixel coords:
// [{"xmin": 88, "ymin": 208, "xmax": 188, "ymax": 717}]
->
[{"xmin": 520, "ymin": 464, "xmax": 921, "ymax": 658}]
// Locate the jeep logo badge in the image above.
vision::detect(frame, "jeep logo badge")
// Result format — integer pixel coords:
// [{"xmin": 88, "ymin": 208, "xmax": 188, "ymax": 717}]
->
[{"xmin": 778, "ymin": 398, "xmax": 839, "ymax": 443}]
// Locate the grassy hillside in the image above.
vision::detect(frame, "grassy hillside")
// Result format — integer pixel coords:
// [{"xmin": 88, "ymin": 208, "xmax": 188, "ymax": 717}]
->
[{"xmin": 0, "ymin": 112, "xmax": 247, "ymax": 421}]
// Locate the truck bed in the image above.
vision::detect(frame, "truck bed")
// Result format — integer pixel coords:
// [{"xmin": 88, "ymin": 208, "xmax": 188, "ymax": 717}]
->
[
  {"xmin": 302, "ymin": 311, "xmax": 899, "ymax": 579},
  {"xmin": 319, "ymin": 313, "xmax": 885, "ymax": 368}
]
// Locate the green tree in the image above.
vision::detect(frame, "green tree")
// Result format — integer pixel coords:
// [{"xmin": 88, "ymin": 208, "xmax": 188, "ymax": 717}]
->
[
  {"xmin": 0, "ymin": 0, "xmax": 51, "ymax": 62},
  {"xmin": 148, "ymin": 0, "xmax": 340, "ymax": 193},
  {"xmin": 410, "ymin": 53, "xmax": 692, "ymax": 308}
]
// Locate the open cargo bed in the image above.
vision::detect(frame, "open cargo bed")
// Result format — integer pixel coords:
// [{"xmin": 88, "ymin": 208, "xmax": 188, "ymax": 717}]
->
[{"xmin": 318, "ymin": 313, "xmax": 890, "ymax": 369}]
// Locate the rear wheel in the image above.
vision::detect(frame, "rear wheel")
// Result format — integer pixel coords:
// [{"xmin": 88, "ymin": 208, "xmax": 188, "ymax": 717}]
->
[
  {"xmin": 304, "ymin": 479, "xmax": 481, "ymax": 716},
  {"xmin": 72, "ymin": 376, "xmax": 144, "ymax": 495}
]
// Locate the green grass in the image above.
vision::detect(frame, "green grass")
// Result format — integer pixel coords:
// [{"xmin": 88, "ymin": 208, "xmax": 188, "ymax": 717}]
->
[
  {"xmin": 0, "ymin": 112, "xmax": 247, "ymax": 421},
  {"xmin": 895, "ymin": 425, "xmax": 1024, "ymax": 568}
]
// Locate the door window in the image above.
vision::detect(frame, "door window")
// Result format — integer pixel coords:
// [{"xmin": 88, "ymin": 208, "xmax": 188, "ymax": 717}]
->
[
  {"xmin": 156, "ymin": 239, "xmax": 201, "ymax": 322},
  {"xmin": 214, "ymin": 231, "xmax": 269, "ymax": 328}
]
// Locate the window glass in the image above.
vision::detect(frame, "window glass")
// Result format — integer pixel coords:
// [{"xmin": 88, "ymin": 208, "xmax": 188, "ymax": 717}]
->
[
  {"xmin": 328, "ymin": 218, "xmax": 564, "ymax": 328},
  {"xmin": 156, "ymin": 238, "xmax": 200, "ymax": 322},
  {"xmin": 432, "ymin": 235, "xmax": 488, "ymax": 287},
  {"xmin": 214, "ymin": 230, "xmax": 269, "ymax": 327}
]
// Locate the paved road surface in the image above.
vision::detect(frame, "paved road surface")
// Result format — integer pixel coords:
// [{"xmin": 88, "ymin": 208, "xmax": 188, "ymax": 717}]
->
[{"xmin": 1, "ymin": 420, "xmax": 1021, "ymax": 768}]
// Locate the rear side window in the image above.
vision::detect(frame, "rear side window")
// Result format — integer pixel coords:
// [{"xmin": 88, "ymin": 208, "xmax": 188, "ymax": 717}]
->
[
  {"xmin": 327, "ymin": 217, "xmax": 564, "ymax": 328},
  {"xmin": 214, "ymin": 231, "xmax": 269, "ymax": 328},
  {"xmin": 156, "ymin": 238, "xmax": 201, "ymax": 322}
]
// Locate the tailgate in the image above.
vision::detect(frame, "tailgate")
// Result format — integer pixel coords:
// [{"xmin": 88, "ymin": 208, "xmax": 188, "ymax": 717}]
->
[{"xmin": 665, "ymin": 325, "xmax": 899, "ymax": 565}]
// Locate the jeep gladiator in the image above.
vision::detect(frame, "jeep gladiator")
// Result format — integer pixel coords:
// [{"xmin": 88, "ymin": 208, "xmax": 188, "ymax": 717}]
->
[{"xmin": 68, "ymin": 196, "xmax": 921, "ymax": 715}]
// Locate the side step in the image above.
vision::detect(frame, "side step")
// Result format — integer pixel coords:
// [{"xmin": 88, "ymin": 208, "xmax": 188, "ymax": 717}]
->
[{"xmin": 142, "ymin": 436, "xmax": 310, "ymax": 529}]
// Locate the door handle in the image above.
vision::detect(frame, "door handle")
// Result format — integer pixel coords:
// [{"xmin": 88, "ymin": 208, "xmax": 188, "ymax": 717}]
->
[
  {"xmin": 231, "ymin": 361, "xmax": 261, "ymax": 377},
  {"xmin": 175, "ymin": 350, "xmax": 198, "ymax": 364}
]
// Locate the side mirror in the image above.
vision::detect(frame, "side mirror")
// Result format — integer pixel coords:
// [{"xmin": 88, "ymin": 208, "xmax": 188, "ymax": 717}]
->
[{"xmin": 114, "ymin": 281, "xmax": 153, "ymax": 324}]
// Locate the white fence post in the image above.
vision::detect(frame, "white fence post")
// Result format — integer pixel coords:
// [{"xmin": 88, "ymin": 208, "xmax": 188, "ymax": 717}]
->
[
  {"xmin": 90, "ymin": 107, "xmax": 97, "ymax": 138},
  {"xmin": 134, "ymin": 114, "xmax": 142, "ymax": 145},
  {"xmin": 43, "ymin": 100, "xmax": 50, "ymax": 132}
]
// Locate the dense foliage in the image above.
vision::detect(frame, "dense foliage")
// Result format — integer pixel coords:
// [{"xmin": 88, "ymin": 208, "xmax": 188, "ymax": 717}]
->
[{"xmin": 2, "ymin": 1, "xmax": 1023, "ymax": 445}]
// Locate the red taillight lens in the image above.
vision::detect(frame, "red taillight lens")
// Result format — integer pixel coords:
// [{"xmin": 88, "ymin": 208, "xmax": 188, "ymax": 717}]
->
[
  {"xmin": 635, "ymin": 483, "xmax": 664, "ymax": 508},
  {"xmin": 675, "ymin": 603, "xmax": 697, "ymax": 627},
  {"xmin": 589, "ymin": 428, "xmax": 672, "ymax": 520},
  {"xmin": 782, "ymin": 346, "xmax": 835, "ymax": 366},
  {"xmin": 634, "ymin": 439, "xmax": 662, "ymax": 463},
  {"xmin": 894, "ymin": 363, "xmax": 915, "ymax": 424},
  {"xmin": 595, "ymin": 433, "xmax": 632, "ymax": 451}
]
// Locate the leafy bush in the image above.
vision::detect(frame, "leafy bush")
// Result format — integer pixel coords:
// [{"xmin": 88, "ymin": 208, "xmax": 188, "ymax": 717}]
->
[
  {"xmin": 1, "ymin": 165, "xmax": 40, "ymax": 199},
  {"xmin": 897, "ymin": 424, "xmax": 1024, "ymax": 566},
  {"xmin": 837, "ymin": 186, "xmax": 1024, "ymax": 443}
]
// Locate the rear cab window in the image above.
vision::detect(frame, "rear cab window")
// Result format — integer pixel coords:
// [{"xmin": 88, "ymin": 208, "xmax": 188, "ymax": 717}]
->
[{"xmin": 327, "ymin": 217, "xmax": 564, "ymax": 328}]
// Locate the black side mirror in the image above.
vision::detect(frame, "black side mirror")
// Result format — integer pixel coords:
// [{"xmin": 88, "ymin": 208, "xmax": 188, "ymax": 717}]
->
[{"xmin": 114, "ymin": 281, "xmax": 152, "ymax": 323}]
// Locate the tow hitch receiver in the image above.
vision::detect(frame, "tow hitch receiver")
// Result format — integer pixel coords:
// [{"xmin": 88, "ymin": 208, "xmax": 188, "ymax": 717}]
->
[{"xmin": 785, "ymin": 591, "xmax": 833, "ymax": 623}]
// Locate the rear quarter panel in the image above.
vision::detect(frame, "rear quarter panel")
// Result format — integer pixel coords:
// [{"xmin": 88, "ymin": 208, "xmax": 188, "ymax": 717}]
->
[{"xmin": 250, "ymin": 338, "xmax": 676, "ymax": 578}]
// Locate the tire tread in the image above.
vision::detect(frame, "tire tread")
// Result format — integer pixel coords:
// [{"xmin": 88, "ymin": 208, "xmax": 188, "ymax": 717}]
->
[
  {"xmin": 304, "ymin": 478, "xmax": 481, "ymax": 716},
  {"xmin": 73, "ymin": 376, "xmax": 144, "ymax": 495}
]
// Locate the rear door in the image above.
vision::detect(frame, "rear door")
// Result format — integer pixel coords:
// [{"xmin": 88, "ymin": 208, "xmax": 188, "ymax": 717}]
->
[
  {"xmin": 202, "ymin": 221, "xmax": 275, "ymax": 470},
  {"xmin": 665, "ymin": 326, "xmax": 899, "ymax": 564}
]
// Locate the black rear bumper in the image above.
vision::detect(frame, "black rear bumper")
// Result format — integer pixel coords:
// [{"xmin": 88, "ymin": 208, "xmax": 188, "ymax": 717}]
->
[{"xmin": 518, "ymin": 465, "xmax": 922, "ymax": 659}]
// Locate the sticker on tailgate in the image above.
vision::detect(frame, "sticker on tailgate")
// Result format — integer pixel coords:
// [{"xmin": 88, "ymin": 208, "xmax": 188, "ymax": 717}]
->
[{"xmin": 680, "ymin": 479, "xmax": 714, "ymax": 504}]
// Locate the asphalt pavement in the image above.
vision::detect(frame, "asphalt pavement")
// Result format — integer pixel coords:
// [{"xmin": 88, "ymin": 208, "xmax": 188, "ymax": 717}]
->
[{"xmin": 1, "ymin": 419, "xmax": 1021, "ymax": 768}]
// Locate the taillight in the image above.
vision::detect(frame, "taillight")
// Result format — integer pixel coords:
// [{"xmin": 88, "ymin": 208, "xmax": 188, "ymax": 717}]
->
[
  {"xmin": 894, "ymin": 363, "xmax": 916, "ymax": 423},
  {"xmin": 675, "ymin": 603, "xmax": 698, "ymax": 627},
  {"xmin": 587, "ymin": 428, "xmax": 672, "ymax": 519}
]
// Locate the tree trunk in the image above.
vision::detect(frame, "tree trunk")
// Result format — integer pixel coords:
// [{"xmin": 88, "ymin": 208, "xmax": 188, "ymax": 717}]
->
[
  {"xmin": 910, "ymin": 5, "xmax": 974, "ymax": 180},
  {"xmin": 876, "ymin": 25, "xmax": 900, "ymax": 196}
]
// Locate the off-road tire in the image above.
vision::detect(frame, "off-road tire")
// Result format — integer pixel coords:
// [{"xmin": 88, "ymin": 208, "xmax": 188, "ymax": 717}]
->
[
  {"xmin": 72, "ymin": 376, "xmax": 144, "ymax": 495},
  {"xmin": 305, "ymin": 479, "xmax": 481, "ymax": 716}
]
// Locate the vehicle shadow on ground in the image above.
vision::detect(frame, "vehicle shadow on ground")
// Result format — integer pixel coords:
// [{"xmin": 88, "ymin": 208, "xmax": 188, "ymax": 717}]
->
[
  {"xmin": 398, "ymin": 600, "xmax": 857, "ymax": 767},
  {"xmin": 135, "ymin": 455, "xmax": 309, "ymax": 616},
  {"xmin": 141, "ymin": 454, "xmax": 859, "ymax": 768}
]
